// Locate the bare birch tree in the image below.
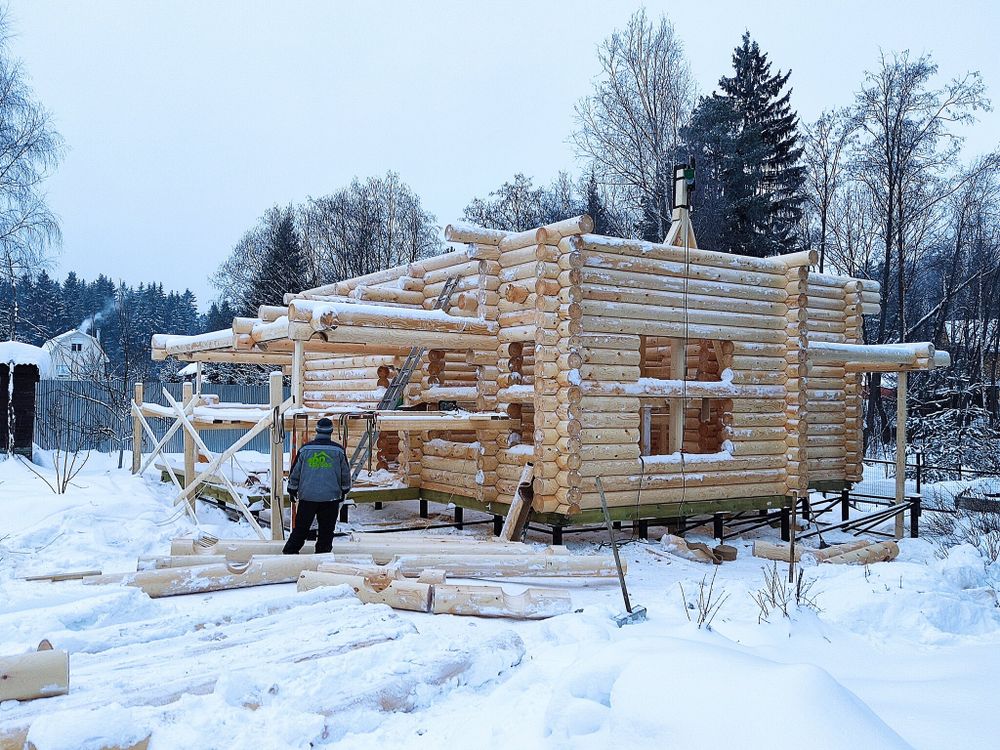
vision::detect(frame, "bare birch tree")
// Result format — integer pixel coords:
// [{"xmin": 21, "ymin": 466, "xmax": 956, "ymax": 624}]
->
[
  {"xmin": 572, "ymin": 9, "xmax": 696, "ymax": 240},
  {"xmin": 854, "ymin": 51, "xmax": 989, "ymax": 344},
  {"xmin": 802, "ymin": 109, "xmax": 856, "ymax": 271},
  {"xmin": 0, "ymin": 12, "xmax": 62, "ymax": 340},
  {"xmin": 299, "ymin": 172, "xmax": 440, "ymax": 282}
]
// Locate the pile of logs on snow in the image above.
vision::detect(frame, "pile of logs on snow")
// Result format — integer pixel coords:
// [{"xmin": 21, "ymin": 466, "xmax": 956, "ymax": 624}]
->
[
  {"xmin": 752, "ymin": 539, "xmax": 900, "ymax": 565},
  {"xmin": 81, "ymin": 534, "xmax": 623, "ymax": 619}
]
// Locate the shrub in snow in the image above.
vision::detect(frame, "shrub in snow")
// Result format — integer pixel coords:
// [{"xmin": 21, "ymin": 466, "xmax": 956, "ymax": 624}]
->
[
  {"xmin": 678, "ymin": 569, "xmax": 728, "ymax": 629},
  {"xmin": 907, "ymin": 404, "xmax": 1000, "ymax": 481},
  {"xmin": 926, "ymin": 508, "xmax": 1000, "ymax": 564},
  {"xmin": 751, "ymin": 563, "xmax": 820, "ymax": 623}
]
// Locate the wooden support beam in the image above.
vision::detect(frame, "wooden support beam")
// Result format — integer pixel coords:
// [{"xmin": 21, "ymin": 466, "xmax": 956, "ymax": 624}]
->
[
  {"xmin": 269, "ymin": 371, "xmax": 285, "ymax": 541},
  {"xmin": 131, "ymin": 382, "xmax": 143, "ymax": 474},
  {"xmin": 131, "ymin": 403, "xmax": 198, "ymax": 523},
  {"xmin": 896, "ymin": 370, "xmax": 907, "ymax": 539},
  {"xmin": 182, "ymin": 382, "xmax": 196, "ymax": 511},
  {"xmin": 499, "ymin": 462, "xmax": 534, "ymax": 541},
  {"xmin": 292, "ymin": 339, "xmax": 305, "ymax": 405},
  {"xmin": 669, "ymin": 338, "xmax": 685, "ymax": 453},
  {"xmin": 168, "ymin": 399, "xmax": 287, "ymax": 511}
]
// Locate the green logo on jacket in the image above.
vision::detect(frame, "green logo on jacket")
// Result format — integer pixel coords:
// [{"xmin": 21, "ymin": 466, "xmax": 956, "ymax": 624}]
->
[{"xmin": 307, "ymin": 451, "xmax": 333, "ymax": 469}]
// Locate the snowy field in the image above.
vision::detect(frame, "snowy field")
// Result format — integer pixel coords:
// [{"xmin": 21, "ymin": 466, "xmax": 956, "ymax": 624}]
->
[{"xmin": 2, "ymin": 453, "xmax": 1000, "ymax": 749}]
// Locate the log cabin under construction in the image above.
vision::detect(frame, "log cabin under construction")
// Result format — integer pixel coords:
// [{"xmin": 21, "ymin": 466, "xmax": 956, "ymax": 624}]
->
[{"xmin": 141, "ymin": 172, "xmax": 949, "ymax": 539}]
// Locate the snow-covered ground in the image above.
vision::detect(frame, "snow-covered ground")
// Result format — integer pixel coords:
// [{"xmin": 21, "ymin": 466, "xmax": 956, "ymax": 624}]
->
[{"xmin": 2, "ymin": 452, "xmax": 1000, "ymax": 749}]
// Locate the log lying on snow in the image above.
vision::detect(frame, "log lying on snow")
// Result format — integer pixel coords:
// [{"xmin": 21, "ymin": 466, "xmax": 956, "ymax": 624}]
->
[
  {"xmin": 824, "ymin": 541, "xmax": 899, "ymax": 565},
  {"xmin": 0, "ymin": 642, "xmax": 69, "ymax": 702},
  {"xmin": 386, "ymin": 553, "xmax": 620, "ymax": 577},
  {"xmin": 752, "ymin": 540, "xmax": 897, "ymax": 564},
  {"xmin": 298, "ymin": 571, "xmax": 433, "ymax": 612},
  {"xmin": 297, "ymin": 571, "xmax": 572, "ymax": 619},
  {"xmin": 168, "ymin": 535, "xmax": 569, "ymax": 561},
  {"xmin": 314, "ymin": 552, "xmax": 620, "ymax": 578},
  {"xmin": 660, "ymin": 535, "xmax": 736, "ymax": 565},
  {"xmin": 84, "ymin": 555, "xmax": 341, "ymax": 598},
  {"xmin": 139, "ymin": 550, "xmax": 617, "ymax": 579},
  {"xmin": 137, "ymin": 553, "xmax": 375, "ymax": 571},
  {"xmin": 431, "ymin": 584, "xmax": 571, "ymax": 619},
  {"xmin": 317, "ymin": 561, "xmax": 447, "ymax": 585}
]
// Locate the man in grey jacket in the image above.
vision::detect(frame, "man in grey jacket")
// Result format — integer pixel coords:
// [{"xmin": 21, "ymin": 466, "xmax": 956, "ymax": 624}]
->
[{"xmin": 282, "ymin": 417, "xmax": 351, "ymax": 554}]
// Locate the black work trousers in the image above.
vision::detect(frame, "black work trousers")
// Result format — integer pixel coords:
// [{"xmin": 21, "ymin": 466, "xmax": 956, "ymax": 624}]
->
[{"xmin": 282, "ymin": 499, "xmax": 340, "ymax": 554}]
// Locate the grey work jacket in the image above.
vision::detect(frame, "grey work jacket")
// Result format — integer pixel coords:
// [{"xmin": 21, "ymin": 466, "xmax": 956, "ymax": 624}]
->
[{"xmin": 287, "ymin": 438, "xmax": 352, "ymax": 503}]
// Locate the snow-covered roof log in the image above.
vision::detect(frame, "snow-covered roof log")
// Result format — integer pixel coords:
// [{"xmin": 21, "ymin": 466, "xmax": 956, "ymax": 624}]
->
[
  {"xmin": 284, "ymin": 261, "xmax": 420, "ymax": 303},
  {"xmin": 444, "ymin": 221, "xmax": 510, "ymax": 245},
  {"xmin": 289, "ymin": 299, "xmax": 494, "ymax": 333},
  {"xmin": 807, "ymin": 341, "xmax": 949, "ymax": 372},
  {"xmin": 150, "ymin": 329, "xmax": 236, "ymax": 360},
  {"xmin": 249, "ymin": 317, "xmax": 290, "ymax": 344},
  {"xmin": 568, "ymin": 234, "xmax": 817, "ymax": 275}
]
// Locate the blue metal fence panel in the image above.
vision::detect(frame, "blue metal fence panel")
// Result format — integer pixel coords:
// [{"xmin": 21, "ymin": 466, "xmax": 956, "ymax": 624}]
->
[{"xmin": 33, "ymin": 380, "xmax": 287, "ymax": 455}]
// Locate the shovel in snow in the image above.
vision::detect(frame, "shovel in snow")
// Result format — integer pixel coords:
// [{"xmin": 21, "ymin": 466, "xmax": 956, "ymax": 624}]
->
[{"xmin": 596, "ymin": 477, "xmax": 646, "ymax": 627}]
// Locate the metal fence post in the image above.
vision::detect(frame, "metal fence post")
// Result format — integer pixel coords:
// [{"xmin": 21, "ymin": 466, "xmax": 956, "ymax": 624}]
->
[{"xmin": 909, "ymin": 494, "xmax": 921, "ymax": 538}]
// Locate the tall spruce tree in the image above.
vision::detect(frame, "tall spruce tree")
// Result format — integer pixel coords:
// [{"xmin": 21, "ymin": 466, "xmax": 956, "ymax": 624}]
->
[
  {"xmin": 718, "ymin": 32, "xmax": 805, "ymax": 255},
  {"xmin": 685, "ymin": 33, "xmax": 805, "ymax": 256},
  {"xmin": 583, "ymin": 170, "xmax": 612, "ymax": 235},
  {"xmin": 254, "ymin": 207, "xmax": 309, "ymax": 313},
  {"xmin": 683, "ymin": 95, "xmax": 768, "ymax": 253}
]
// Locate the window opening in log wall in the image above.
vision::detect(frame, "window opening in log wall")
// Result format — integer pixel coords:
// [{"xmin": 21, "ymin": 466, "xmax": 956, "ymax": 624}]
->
[
  {"xmin": 638, "ymin": 335, "xmax": 728, "ymax": 455},
  {"xmin": 508, "ymin": 403, "xmax": 534, "ymax": 447}
]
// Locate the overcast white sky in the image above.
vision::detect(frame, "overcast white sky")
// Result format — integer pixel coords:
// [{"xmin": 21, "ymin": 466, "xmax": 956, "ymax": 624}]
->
[{"xmin": 9, "ymin": 0, "xmax": 1000, "ymax": 309}]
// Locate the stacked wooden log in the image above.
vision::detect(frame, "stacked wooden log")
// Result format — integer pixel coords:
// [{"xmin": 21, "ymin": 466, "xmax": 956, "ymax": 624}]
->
[
  {"xmin": 843, "ymin": 283, "xmax": 868, "ymax": 483},
  {"xmin": 301, "ymin": 353, "xmax": 400, "ymax": 411},
  {"xmin": 414, "ymin": 349, "xmax": 479, "ymax": 407},
  {"xmin": 472, "ymin": 251, "xmax": 503, "ymax": 508},
  {"xmin": 419, "ymin": 436, "xmax": 479, "ymax": 495},
  {"xmin": 800, "ymin": 275, "xmax": 884, "ymax": 484},
  {"xmin": 93, "ymin": 534, "xmax": 629, "ymax": 619},
  {"xmin": 785, "ymin": 264, "xmax": 811, "ymax": 496}
]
